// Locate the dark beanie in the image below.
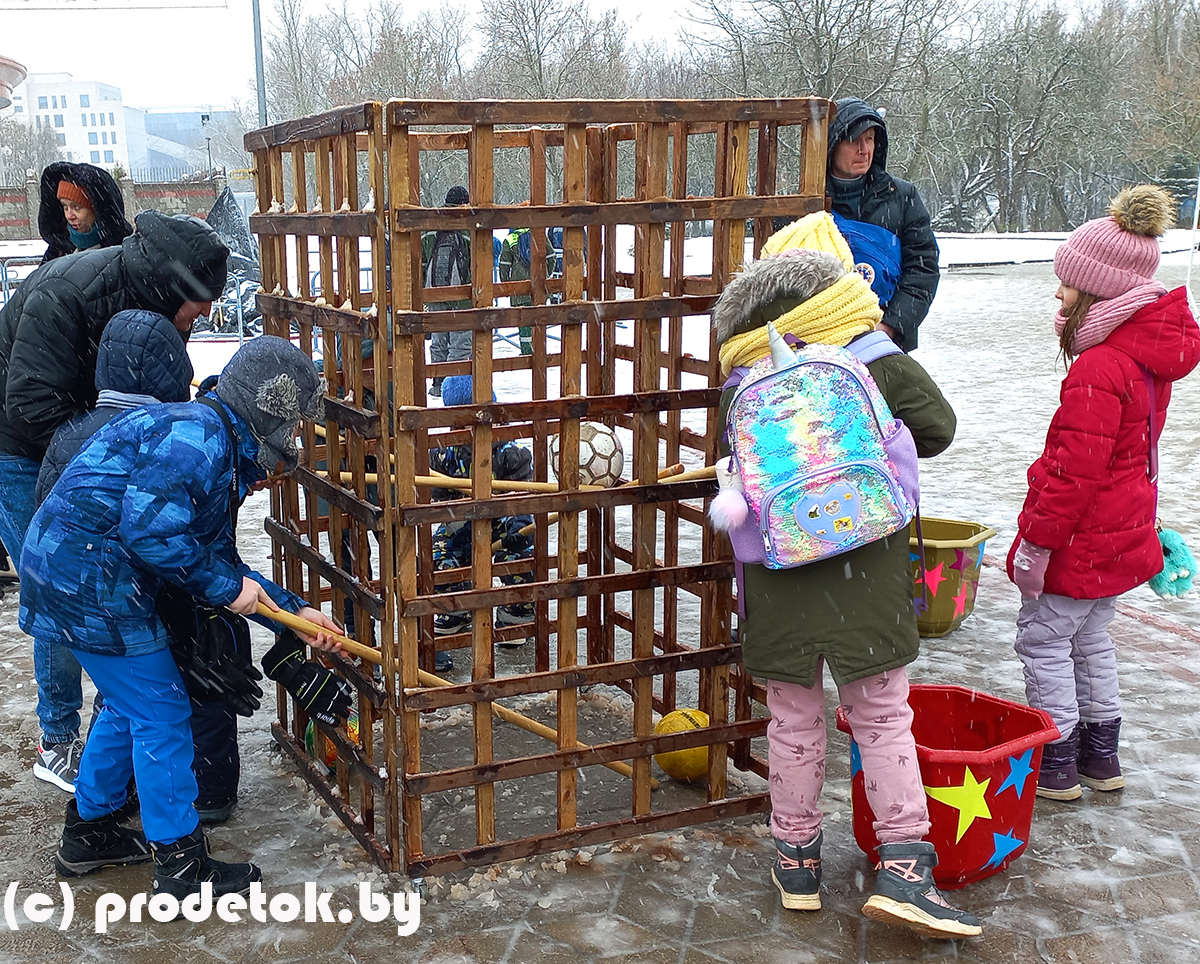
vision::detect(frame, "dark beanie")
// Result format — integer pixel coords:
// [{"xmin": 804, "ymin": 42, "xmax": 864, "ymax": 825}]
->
[
  {"xmin": 214, "ymin": 336, "xmax": 325, "ymax": 473},
  {"xmin": 445, "ymin": 185, "xmax": 469, "ymax": 206}
]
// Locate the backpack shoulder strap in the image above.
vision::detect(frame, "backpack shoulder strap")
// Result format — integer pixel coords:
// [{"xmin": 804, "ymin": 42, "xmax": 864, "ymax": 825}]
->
[
  {"xmin": 197, "ymin": 394, "xmax": 240, "ymax": 529},
  {"xmin": 846, "ymin": 330, "xmax": 902, "ymax": 366}
]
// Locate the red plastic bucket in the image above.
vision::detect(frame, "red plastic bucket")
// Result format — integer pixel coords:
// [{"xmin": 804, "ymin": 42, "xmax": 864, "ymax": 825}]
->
[{"xmin": 835, "ymin": 683, "xmax": 1060, "ymax": 889}]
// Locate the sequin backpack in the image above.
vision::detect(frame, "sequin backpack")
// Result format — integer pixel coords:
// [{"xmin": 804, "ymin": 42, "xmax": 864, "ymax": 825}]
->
[{"xmin": 712, "ymin": 326, "xmax": 918, "ymax": 570}]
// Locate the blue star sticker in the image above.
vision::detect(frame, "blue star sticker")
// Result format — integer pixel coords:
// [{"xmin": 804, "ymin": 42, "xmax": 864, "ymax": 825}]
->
[
  {"xmin": 909, "ymin": 551, "xmax": 922, "ymax": 563},
  {"xmin": 996, "ymin": 748, "xmax": 1035, "ymax": 798},
  {"xmin": 850, "ymin": 739, "xmax": 862, "ymax": 777},
  {"xmin": 983, "ymin": 829, "xmax": 1025, "ymax": 870}
]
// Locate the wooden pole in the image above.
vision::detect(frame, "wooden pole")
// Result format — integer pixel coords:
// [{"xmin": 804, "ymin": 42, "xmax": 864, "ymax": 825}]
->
[{"xmin": 255, "ymin": 604, "xmax": 653, "ymax": 785}]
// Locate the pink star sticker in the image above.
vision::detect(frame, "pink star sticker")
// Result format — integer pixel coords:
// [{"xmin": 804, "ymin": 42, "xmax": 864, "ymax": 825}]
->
[
  {"xmin": 923, "ymin": 562, "xmax": 947, "ymax": 596},
  {"xmin": 951, "ymin": 581, "xmax": 970, "ymax": 618}
]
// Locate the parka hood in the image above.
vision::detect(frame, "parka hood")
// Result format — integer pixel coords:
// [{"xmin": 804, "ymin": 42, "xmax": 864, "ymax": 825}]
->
[
  {"xmin": 121, "ymin": 211, "xmax": 229, "ymax": 320},
  {"xmin": 828, "ymin": 98, "xmax": 889, "ymax": 175},
  {"xmin": 95, "ymin": 309, "xmax": 194, "ymax": 402},
  {"xmin": 711, "ymin": 250, "xmax": 847, "ymax": 344},
  {"xmin": 38, "ymin": 162, "xmax": 134, "ymax": 263}
]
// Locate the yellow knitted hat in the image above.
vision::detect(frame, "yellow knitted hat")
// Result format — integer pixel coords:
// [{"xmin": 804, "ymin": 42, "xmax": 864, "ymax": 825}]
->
[{"xmin": 761, "ymin": 212, "xmax": 854, "ymax": 269}]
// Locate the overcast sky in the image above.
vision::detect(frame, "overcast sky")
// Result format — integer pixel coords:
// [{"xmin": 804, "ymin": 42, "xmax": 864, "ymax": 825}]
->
[{"xmin": 6, "ymin": 0, "xmax": 696, "ymax": 112}]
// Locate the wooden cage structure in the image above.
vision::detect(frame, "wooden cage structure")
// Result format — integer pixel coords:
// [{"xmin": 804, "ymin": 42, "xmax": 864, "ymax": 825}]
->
[{"xmin": 244, "ymin": 98, "xmax": 833, "ymax": 875}]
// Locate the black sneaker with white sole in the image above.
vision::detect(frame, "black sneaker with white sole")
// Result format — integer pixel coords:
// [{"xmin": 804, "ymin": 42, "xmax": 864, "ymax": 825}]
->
[
  {"xmin": 434, "ymin": 612, "xmax": 471, "ymax": 636},
  {"xmin": 34, "ymin": 738, "xmax": 85, "ymax": 793}
]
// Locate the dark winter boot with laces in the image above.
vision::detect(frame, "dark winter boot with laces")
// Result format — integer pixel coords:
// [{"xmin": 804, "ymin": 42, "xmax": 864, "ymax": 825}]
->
[
  {"xmin": 1077, "ymin": 718, "xmax": 1125, "ymax": 791},
  {"xmin": 55, "ymin": 798, "xmax": 151, "ymax": 877},
  {"xmin": 151, "ymin": 825, "xmax": 262, "ymax": 901},
  {"xmin": 1037, "ymin": 730, "xmax": 1082, "ymax": 801},
  {"xmin": 771, "ymin": 830, "xmax": 822, "ymax": 911},
  {"xmin": 863, "ymin": 841, "xmax": 982, "ymax": 938}
]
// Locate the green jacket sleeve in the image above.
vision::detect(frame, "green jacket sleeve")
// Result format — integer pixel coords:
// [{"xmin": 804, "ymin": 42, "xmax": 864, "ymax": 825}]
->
[{"xmin": 867, "ymin": 353, "xmax": 956, "ymax": 458}]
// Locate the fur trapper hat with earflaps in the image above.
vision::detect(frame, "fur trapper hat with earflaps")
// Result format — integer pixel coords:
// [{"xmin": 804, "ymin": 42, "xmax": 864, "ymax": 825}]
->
[{"xmin": 214, "ymin": 336, "xmax": 325, "ymax": 474}]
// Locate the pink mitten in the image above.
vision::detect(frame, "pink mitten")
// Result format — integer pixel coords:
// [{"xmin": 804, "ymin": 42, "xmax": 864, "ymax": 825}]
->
[{"xmin": 1012, "ymin": 540, "xmax": 1051, "ymax": 599}]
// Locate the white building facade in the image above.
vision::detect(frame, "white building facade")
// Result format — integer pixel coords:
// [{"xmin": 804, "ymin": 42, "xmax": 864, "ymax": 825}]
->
[{"xmin": 1, "ymin": 71, "xmax": 149, "ymax": 170}]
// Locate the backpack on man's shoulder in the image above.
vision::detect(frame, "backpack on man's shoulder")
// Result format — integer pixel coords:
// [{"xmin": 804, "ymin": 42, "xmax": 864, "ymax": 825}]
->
[
  {"xmin": 710, "ymin": 326, "xmax": 918, "ymax": 569},
  {"xmin": 426, "ymin": 230, "xmax": 470, "ymax": 289}
]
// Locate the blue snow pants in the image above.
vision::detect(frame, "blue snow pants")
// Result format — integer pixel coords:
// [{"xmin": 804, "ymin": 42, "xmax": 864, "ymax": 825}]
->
[{"xmin": 72, "ymin": 647, "xmax": 200, "ymax": 845}]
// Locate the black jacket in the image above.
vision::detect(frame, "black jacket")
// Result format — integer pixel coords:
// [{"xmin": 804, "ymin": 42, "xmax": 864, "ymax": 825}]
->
[
  {"xmin": 826, "ymin": 98, "xmax": 939, "ymax": 352},
  {"xmin": 38, "ymin": 162, "xmax": 134, "ymax": 264},
  {"xmin": 36, "ymin": 309, "xmax": 194, "ymax": 504},
  {"xmin": 0, "ymin": 211, "xmax": 227, "ymax": 460}
]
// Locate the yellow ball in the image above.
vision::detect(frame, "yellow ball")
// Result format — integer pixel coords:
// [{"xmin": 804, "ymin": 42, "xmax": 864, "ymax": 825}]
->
[{"xmin": 653, "ymin": 709, "xmax": 710, "ymax": 782}]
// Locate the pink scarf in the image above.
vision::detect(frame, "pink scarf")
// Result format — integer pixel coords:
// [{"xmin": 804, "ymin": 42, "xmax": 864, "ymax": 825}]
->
[{"xmin": 1055, "ymin": 281, "xmax": 1167, "ymax": 354}]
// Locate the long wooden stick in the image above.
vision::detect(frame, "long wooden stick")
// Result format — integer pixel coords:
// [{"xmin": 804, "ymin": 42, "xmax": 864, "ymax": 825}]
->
[{"xmin": 256, "ymin": 604, "xmax": 651, "ymax": 785}]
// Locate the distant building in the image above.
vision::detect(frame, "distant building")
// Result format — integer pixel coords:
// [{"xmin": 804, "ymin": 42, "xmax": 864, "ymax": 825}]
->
[
  {"xmin": 1, "ymin": 73, "xmax": 235, "ymax": 180},
  {"xmin": 0, "ymin": 72, "xmax": 144, "ymax": 171}
]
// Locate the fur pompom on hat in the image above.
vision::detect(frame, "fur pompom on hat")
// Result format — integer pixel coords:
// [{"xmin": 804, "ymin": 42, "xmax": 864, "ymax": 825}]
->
[
  {"xmin": 215, "ymin": 335, "xmax": 325, "ymax": 474},
  {"xmin": 1054, "ymin": 185, "xmax": 1176, "ymax": 299}
]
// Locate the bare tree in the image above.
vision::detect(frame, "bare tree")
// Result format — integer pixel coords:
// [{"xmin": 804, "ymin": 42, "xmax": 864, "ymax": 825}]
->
[{"xmin": 0, "ymin": 118, "xmax": 62, "ymax": 185}]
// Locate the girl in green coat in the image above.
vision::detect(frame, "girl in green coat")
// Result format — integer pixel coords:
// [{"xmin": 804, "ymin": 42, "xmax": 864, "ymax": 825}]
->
[{"xmin": 712, "ymin": 214, "xmax": 979, "ymax": 939}]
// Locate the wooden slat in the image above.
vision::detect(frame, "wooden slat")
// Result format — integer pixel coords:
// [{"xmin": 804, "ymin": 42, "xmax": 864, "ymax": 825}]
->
[
  {"xmin": 406, "ymin": 719, "xmax": 768, "ymax": 793},
  {"xmin": 403, "ymin": 645, "xmax": 742, "ymax": 710},
  {"xmin": 391, "ymin": 194, "xmax": 822, "ymax": 232},
  {"xmin": 405, "ymin": 795, "xmax": 771, "ymax": 876},
  {"xmin": 250, "ymin": 211, "xmax": 376, "ymax": 237},
  {"xmin": 388, "ymin": 98, "xmax": 832, "ymax": 126},
  {"xmin": 265, "ymin": 519, "xmax": 383, "ymax": 619},
  {"xmin": 245, "ymin": 103, "xmax": 373, "ymax": 151}
]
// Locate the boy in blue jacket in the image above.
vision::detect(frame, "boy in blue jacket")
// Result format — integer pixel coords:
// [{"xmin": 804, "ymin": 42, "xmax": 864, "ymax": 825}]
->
[{"xmin": 21, "ymin": 336, "xmax": 343, "ymax": 900}]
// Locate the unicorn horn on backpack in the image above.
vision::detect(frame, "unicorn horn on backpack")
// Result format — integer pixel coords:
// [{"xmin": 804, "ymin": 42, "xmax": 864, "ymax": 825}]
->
[{"xmin": 768, "ymin": 322, "xmax": 794, "ymax": 369}]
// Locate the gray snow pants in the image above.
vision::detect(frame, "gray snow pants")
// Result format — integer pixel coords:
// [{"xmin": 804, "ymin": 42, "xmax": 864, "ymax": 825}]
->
[
  {"xmin": 1014, "ymin": 593, "xmax": 1120, "ymax": 744},
  {"xmin": 430, "ymin": 328, "xmax": 472, "ymax": 365}
]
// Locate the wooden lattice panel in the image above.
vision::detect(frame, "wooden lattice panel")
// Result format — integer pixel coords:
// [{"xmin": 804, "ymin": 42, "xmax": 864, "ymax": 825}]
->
[{"xmin": 244, "ymin": 99, "xmax": 833, "ymax": 875}]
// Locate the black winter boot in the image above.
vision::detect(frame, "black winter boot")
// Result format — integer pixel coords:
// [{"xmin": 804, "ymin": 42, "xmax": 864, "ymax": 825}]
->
[
  {"xmin": 1037, "ymin": 730, "xmax": 1083, "ymax": 801},
  {"xmin": 151, "ymin": 825, "xmax": 262, "ymax": 900},
  {"xmin": 1077, "ymin": 718, "xmax": 1125, "ymax": 791},
  {"xmin": 863, "ymin": 841, "xmax": 982, "ymax": 938},
  {"xmin": 771, "ymin": 830, "xmax": 822, "ymax": 910},
  {"xmin": 55, "ymin": 799, "xmax": 151, "ymax": 877}
]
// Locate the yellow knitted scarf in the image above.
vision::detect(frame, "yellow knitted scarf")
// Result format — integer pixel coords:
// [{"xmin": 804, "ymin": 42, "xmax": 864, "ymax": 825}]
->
[{"xmin": 717, "ymin": 272, "xmax": 882, "ymax": 375}]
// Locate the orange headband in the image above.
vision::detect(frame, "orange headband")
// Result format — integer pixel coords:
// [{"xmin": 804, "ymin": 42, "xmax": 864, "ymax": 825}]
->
[{"xmin": 57, "ymin": 180, "xmax": 92, "ymax": 210}]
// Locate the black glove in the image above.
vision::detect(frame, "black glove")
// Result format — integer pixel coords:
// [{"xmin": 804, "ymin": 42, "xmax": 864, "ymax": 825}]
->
[
  {"xmin": 162, "ymin": 589, "xmax": 263, "ymax": 718},
  {"xmin": 263, "ymin": 630, "xmax": 353, "ymax": 726},
  {"xmin": 500, "ymin": 530, "xmax": 531, "ymax": 556}
]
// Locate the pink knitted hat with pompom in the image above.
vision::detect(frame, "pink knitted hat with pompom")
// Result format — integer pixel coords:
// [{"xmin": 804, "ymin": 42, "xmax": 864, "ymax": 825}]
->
[{"xmin": 1053, "ymin": 186, "xmax": 1175, "ymax": 299}]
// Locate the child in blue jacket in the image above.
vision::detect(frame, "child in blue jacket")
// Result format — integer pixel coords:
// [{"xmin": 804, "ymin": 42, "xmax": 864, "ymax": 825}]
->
[{"xmin": 21, "ymin": 336, "xmax": 343, "ymax": 901}]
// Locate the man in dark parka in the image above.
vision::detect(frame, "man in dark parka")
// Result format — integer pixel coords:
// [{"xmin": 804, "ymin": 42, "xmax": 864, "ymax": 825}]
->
[{"xmin": 826, "ymin": 98, "xmax": 940, "ymax": 353}]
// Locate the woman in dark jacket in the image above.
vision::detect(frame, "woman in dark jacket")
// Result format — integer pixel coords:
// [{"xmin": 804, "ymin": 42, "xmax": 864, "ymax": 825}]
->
[{"xmin": 38, "ymin": 162, "xmax": 133, "ymax": 264}]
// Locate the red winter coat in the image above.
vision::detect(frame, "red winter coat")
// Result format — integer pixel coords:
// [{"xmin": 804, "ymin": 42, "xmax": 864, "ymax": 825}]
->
[{"xmin": 1008, "ymin": 287, "xmax": 1200, "ymax": 599}]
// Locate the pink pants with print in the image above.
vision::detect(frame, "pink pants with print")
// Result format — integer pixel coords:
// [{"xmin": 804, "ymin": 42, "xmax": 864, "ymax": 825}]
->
[{"xmin": 767, "ymin": 663, "xmax": 930, "ymax": 846}]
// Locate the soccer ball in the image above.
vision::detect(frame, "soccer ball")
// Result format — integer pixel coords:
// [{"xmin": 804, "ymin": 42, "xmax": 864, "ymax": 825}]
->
[{"xmin": 550, "ymin": 421, "xmax": 624, "ymax": 488}]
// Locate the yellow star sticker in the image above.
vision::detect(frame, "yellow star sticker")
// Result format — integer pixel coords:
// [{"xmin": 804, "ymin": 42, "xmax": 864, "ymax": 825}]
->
[{"xmin": 925, "ymin": 767, "xmax": 992, "ymax": 843}]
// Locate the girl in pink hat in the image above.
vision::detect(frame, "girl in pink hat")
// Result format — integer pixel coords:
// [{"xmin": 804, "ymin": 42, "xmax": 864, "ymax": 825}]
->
[{"xmin": 1007, "ymin": 185, "xmax": 1200, "ymax": 800}]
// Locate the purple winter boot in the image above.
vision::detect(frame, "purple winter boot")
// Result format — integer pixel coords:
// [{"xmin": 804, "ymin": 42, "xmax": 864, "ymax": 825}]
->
[
  {"xmin": 1077, "ymin": 718, "xmax": 1125, "ymax": 791},
  {"xmin": 1037, "ymin": 729, "xmax": 1082, "ymax": 801}
]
